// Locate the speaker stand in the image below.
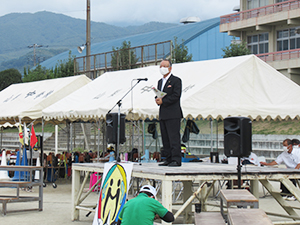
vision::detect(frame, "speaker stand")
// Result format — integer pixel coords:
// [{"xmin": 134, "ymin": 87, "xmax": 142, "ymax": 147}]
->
[
  {"xmin": 116, "ymin": 101, "xmax": 122, "ymax": 162},
  {"xmin": 237, "ymin": 156, "xmax": 242, "ymax": 189},
  {"xmin": 108, "ymin": 80, "xmax": 144, "ymax": 163}
]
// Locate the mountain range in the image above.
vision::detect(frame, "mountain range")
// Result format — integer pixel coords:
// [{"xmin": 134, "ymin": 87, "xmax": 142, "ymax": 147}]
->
[{"xmin": 0, "ymin": 11, "xmax": 178, "ymax": 72}]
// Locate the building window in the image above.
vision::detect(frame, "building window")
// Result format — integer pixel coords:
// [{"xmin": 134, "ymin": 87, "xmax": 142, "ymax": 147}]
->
[
  {"xmin": 247, "ymin": 0, "xmax": 268, "ymax": 10},
  {"xmin": 247, "ymin": 33, "xmax": 269, "ymax": 54},
  {"xmin": 277, "ymin": 28, "xmax": 300, "ymax": 51},
  {"xmin": 276, "ymin": 0, "xmax": 289, "ymax": 2}
]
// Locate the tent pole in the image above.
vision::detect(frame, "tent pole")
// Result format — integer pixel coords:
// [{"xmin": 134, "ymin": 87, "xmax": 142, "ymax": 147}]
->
[
  {"xmin": 131, "ymin": 121, "xmax": 134, "ymax": 152},
  {"xmin": 137, "ymin": 120, "xmax": 140, "ymax": 154},
  {"xmin": 81, "ymin": 123, "xmax": 90, "ymax": 151},
  {"xmin": 30, "ymin": 124, "xmax": 33, "ymax": 166},
  {"xmin": 131, "ymin": 80, "xmax": 134, "ymax": 153},
  {"xmin": 216, "ymin": 120, "xmax": 218, "ymax": 153},
  {"xmin": 66, "ymin": 121, "xmax": 70, "ymax": 153},
  {"xmin": 70, "ymin": 122, "xmax": 73, "ymax": 152},
  {"xmin": 97, "ymin": 119, "xmax": 100, "ymax": 162},
  {"xmin": 187, "ymin": 120, "xmax": 190, "ymax": 152},
  {"xmin": 142, "ymin": 120, "xmax": 145, "ymax": 154},
  {"xmin": 93, "ymin": 123, "xmax": 96, "ymax": 152},
  {"xmin": 210, "ymin": 119, "xmax": 213, "ymax": 152},
  {"xmin": 19, "ymin": 118, "xmax": 22, "ymax": 166},
  {"xmin": 155, "ymin": 122, "xmax": 158, "ymax": 153},
  {"xmin": 55, "ymin": 125, "xmax": 58, "ymax": 155},
  {"xmin": 41, "ymin": 118, "xmax": 44, "ymax": 167},
  {"xmin": 0, "ymin": 126, "xmax": 2, "ymax": 150}
]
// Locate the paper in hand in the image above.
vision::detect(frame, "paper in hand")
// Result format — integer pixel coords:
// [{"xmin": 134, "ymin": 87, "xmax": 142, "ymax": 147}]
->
[{"xmin": 152, "ymin": 87, "xmax": 167, "ymax": 98}]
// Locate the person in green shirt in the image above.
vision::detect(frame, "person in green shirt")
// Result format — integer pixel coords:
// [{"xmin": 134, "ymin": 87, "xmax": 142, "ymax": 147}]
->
[{"xmin": 117, "ymin": 185, "xmax": 174, "ymax": 225}]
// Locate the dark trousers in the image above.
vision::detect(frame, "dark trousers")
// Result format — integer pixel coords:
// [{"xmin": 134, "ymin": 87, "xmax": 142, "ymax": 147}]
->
[
  {"xmin": 281, "ymin": 179, "xmax": 297, "ymax": 194},
  {"xmin": 159, "ymin": 118, "xmax": 181, "ymax": 164}
]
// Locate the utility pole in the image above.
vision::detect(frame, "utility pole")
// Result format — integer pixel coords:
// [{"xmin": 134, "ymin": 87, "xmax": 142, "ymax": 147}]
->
[
  {"xmin": 28, "ymin": 44, "xmax": 43, "ymax": 67},
  {"xmin": 86, "ymin": 0, "xmax": 92, "ymax": 79}
]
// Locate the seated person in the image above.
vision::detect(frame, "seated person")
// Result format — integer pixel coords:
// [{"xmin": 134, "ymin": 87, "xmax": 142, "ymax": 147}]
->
[
  {"xmin": 291, "ymin": 139, "xmax": 300, "ymax": 160},
  {"xmin": 260, "ymin": 139, "xmax": 299, "ymax": 200}
]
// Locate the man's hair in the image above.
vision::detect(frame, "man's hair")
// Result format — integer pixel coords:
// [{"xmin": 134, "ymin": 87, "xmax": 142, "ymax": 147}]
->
[
  {"xmin": 140, "ymin": 191, "xmax": 154, "ymax": 197},
  {"xmin": 283, "ymin": 138, "xmax": 292, "ymax": 145},
  {"xmin": 292, "ymin": 139, "xmax": 300, "ymax": 145},
  {"xmin": 162, "ymin": 59, "xmax": 172, "ymax": 67}
]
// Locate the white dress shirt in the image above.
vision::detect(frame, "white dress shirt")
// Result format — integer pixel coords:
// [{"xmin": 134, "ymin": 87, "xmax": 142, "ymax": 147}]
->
[
  {"xmin": 161, "ymin": 73, "xmax": 171, "ymax": 91},
  {"xmin": 275, "ymin": 150, "xmax": 300, "ymax": 168}
]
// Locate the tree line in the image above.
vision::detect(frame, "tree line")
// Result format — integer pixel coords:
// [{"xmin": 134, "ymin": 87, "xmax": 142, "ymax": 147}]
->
[{"xmin": 0, "ymin": 51, "xmax": 75, "ymax": 91}]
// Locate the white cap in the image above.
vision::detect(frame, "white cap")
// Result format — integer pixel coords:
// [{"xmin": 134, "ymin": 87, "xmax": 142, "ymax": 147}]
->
[{"xmin": 139, "ymin": 185, "xmax": 157, "ymax": 197}]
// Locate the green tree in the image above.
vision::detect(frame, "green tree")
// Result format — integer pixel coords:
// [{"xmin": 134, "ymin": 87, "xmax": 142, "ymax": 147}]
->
[
  {"xmin": 172, "ymin": 36, "xmax": 193, "ymax": 63},
  {"xmin": 222, "ymin": 37, "xmax": 251, "ymax": 58},
  {"xmin": 53, "ymin": 51, "xmax": 75, "ymax": 78},
  {"xmin": 23, "ymin": 51, "xmax": 75, "ymax": 82},
  {"xmin": 0, "ymin": 68, "xmax": 22, "ymax": 91},
  {"xmin": 111, "ymin": 41, "xmax": 139, "ymax": 71},
  {"xmin": 23, "ymin": 65, "xmax": 49, "ymax": 82}
]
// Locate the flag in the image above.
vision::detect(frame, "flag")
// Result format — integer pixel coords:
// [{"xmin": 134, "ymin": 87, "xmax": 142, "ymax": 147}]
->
[
  {"xmin": 18, "ymin": 124, "xmax": 24, "ymax": 145},
  {"xmin": 30, "ymin": 125, "xmax": 38, "ymax": 148},
  {"xmin": 24, "ymin": 123, "xmax": 29, "ymax": 145}
]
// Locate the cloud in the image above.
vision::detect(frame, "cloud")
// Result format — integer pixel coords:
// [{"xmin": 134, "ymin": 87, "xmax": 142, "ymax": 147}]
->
[
  {"xmin": 0, "ymin": 0, "xmax": 239, "ymax": 26},
  {"xmin": 91, "ymin": 0, "xmax": 239, "ymax": 25}
]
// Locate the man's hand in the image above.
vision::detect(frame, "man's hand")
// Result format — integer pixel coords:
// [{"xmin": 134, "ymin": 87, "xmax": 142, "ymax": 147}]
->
[
  {"xmin": 155, "ymin": 97, "xmax": 162, "ymax": 105},
  {"xmin": 260, "ymin": 161, "xmax": 277, "ymax": 166}
]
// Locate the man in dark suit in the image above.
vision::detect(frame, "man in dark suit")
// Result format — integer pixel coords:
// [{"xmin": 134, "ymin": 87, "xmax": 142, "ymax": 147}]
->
[{"xmin": 155, "ymin": 59, "xmax": 183, "ymax": 167}]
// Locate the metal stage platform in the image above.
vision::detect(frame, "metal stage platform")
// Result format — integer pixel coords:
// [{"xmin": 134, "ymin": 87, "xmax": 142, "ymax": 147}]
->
[{"xmin": 71, "ymin": 162, "xmax": 300, "ymax": 224}]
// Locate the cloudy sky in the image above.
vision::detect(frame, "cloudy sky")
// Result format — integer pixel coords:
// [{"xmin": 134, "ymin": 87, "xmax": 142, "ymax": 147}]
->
[{"xmin": 1, "ymin": 0, "xmax": 240, "ymax": 26}]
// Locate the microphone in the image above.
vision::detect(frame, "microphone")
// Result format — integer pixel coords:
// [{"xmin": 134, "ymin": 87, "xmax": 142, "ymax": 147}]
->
[{"xmin": 137, "ymin": 78, "xmax": 148, "ymax": 81}]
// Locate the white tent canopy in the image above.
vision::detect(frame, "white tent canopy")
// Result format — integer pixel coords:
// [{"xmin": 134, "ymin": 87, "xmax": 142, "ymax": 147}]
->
[
  {"xmin": 42, "ymin": 55, "xmax": 300, "ymax": 122},
  {"xmin": 0, "ymin": 75, "xmax": 91, "ymax": 124},
  {"xmin": 0, "ymin": 122, "xmax": 20, "ymax": 128}
]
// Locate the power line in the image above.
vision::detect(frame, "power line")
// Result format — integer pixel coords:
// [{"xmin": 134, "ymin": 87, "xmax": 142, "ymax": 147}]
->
[{"xmin": 28, "ymin": 44, "xmax": 48, "ymax": 66}]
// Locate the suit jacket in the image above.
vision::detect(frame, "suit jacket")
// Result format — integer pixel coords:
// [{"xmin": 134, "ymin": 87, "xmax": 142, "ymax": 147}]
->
[{"xmin": 157, "ymin": 74, "xmax": 183, "ymax": 120}]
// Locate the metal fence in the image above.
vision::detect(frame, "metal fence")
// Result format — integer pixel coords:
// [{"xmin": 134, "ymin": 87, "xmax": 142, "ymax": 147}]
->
[{"xmin": 74, "ymin": 40, "xmax": 172, "ymax": 78}]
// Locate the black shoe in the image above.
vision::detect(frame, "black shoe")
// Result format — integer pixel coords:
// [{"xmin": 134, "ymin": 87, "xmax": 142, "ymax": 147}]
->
[
  {"xmin": 159, "ymin": 161, "xmax": 170, "ymax": 166},
  {"xmin": 168, "ymin": 161, "xmax": 181, "ymax": 167}
]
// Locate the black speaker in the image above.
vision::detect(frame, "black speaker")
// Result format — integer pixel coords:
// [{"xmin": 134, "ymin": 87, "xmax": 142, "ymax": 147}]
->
[
  {"xmin": 224, "ymin": 116, "xmax": 252, "ymax": 158},
  {"xmin": 106, "ymin": 113, "xmax": 126, "ymax": 144}
]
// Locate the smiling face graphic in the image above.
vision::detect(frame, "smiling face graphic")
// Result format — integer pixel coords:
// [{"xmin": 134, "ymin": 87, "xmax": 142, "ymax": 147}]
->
[{"xmin": 98, "ymin": 164, "xmax": 127, "ymax": 225}]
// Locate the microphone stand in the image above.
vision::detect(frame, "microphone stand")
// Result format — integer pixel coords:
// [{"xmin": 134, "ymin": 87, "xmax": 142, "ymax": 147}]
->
[{"xmin": 108, "ymin": 79, "xmax": 145, "ymax": 162}]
